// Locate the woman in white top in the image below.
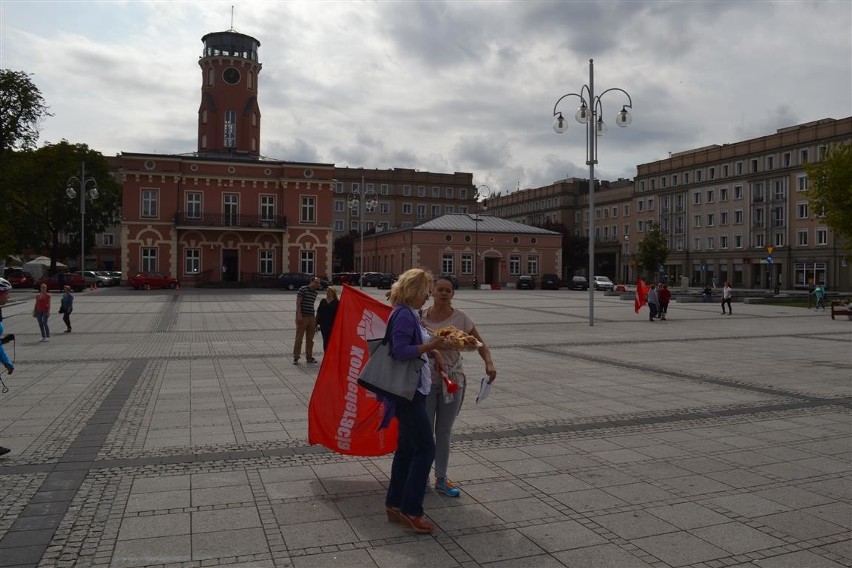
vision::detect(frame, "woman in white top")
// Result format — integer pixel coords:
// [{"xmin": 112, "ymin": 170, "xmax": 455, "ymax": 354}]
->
[{"xmin": 421, "ymin": 277, "xmax": 496, "ymax": 497}]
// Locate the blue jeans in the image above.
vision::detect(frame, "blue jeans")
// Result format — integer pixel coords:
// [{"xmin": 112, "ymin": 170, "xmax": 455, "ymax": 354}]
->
[
  {"xmin": 36, "ymin": 310, "xmax": 50, "ymax": 338},
  {"xmin": 386, "ymin": 392, "xmax": 435, "ymax": 516}
]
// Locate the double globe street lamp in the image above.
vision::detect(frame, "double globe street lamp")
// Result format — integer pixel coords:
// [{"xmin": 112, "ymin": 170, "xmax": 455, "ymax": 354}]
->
[
  {"xmin": 348, "ymin": 183, "xmax": 378, "ymax": 289},
  {"xmin": 473, "ymin": 184, "xmax": 492, "ymax": 289},
  {"xmin": 552, "ymin": 58, "xmax": 632, "ymax": 326},
  {"xmin": 66, "ymin": 162, "xmax": 99, "ymax": 272}
]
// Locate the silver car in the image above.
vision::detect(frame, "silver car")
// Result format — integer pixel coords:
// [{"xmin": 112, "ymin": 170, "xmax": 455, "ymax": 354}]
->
[
  {"xmin": 78, "ymin": 270, "xmax": 113, "ymax": 287},
  {"xmin": 593, "ymin": 275, "xmax": 615, "ymax": 291}
]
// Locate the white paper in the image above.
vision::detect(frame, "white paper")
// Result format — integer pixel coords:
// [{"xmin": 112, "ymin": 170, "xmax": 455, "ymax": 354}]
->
[{"xmin": 476, "ymin": 375, "xmax": 493, "ymax": 405}]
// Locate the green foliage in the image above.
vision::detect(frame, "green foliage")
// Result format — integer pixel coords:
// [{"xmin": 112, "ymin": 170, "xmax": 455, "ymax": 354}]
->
[
  {"xmin": 636, "ymin": 222, "xmax": 669, "ymax": 279},
  {"xmin": 2, "ymin": 141, "xmax": 121, "ymax": 271},
  {"xmin": 0, "ymin": 69, "xmax": 52, "ymax": 152},
  {"xmin": 805, "ymin": 143, "xmax": 852, "ymax": 254}
]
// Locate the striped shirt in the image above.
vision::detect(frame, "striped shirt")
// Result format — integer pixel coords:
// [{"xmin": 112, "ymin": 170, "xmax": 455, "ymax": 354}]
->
[{"xmin": 297, "ymin": 285, "xmax": 319, "ymax": 316}]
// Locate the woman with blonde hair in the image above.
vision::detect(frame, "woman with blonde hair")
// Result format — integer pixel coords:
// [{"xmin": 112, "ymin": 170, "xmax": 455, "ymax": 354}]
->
[{"xmin": 383, "ymin": 268, "xmax": 450, "ymax": 534}]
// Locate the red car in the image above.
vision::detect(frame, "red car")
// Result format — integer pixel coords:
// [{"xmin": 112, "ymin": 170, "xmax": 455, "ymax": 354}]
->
[
  {"xmin": 37, "ymin": 272, "xmax": 86, "ymax": 292},
  {"xmin": 6, "ymin": 271, "xmax": 35, "ymax": 288},
  {"xmin": 129, "ymin": 271, "xmax": 179, "ymax": 290}
]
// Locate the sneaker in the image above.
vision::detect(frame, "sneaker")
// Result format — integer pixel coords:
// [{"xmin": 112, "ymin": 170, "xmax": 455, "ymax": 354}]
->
[
  {"xmin": 44, "ymin": 337, "xmax": 50, "ymax": 342},
  {"xmin": 0, "ymin": 446, "xmax": 10, "ymax": 457},
  {"xmin": 306, "ymin": 358, "xmax": 317, "ymax": 364},
  {"xmin": 434, "ymin": 477, "xmax": 461, "ymax": 497},
  {"xmin": 293, "ymin": 358, "xmax": 299, "ymax": 365},
  {"xmin": 64, "ymin": 329, "xmax": 71, "ymax": 333}
]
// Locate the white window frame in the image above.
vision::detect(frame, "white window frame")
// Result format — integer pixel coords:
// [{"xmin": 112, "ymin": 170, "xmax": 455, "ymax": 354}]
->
[
  {"xmin": 142, "ymin": 189, "xmax": 158, "ymax": 218},
  {"xmin": 184, "ymin": 248, "xmax": 200, "ymax": 274},
  {"xmin": 300, "ymin": 196, "xmax": 316, "ymax": 223},
  {"xmin": 259, "ymin": 250, "xmax": 274, "ymax": 275}
]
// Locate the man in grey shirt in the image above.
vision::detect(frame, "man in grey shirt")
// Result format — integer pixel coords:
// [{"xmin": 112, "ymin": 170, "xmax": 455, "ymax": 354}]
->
[{"xmin": 294, "ymin": 277, "xmax": 321, "ymax": 364}]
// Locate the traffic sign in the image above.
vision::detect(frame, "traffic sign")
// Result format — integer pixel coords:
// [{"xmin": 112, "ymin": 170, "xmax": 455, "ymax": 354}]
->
[
  {"xmin": 766, "ymin": 255, "xmax": 774, "ymax": 264},
  {"xmin": 767, "ymin": 246, "xmax": 774, "ymax": 254}
]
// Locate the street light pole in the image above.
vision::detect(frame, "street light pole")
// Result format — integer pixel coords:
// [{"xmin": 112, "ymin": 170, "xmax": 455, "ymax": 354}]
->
[
  {"xmin": 348, "ymin": 177, "xmax": 377, "ymax": 289},
  {"xmin": 552, "ymin": 59, "xmax": 632, "ymax": 326},
  {"xmin": 65, "ymin": 162, "xmax": 99, "ymax": 272},
  {"xmin": 474, "ymin": 184, "xmax": 491, "ymax": 289}
]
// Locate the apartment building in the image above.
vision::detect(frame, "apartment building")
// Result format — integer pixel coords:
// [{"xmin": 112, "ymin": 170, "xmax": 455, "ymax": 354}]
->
[
  {"xmin": 636, "ymin": 117, "xmax": 852, "ymax": 290},
  {"xmin": 330, "ymin": 168, "xmax": 475, "ymax": 235}
]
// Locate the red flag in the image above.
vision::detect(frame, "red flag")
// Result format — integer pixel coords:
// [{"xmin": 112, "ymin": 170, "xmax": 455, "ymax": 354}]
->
[
  {"xmin": 634, "ymin": 278, "xmax": 649, "ymax": 313},
  {"xmin": 308, "ymin": 285, "xmax": 398, "ymax": 456}
]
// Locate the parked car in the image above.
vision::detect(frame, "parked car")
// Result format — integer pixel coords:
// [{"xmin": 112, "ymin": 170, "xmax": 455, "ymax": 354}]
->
[
  {"xmin": 332, "ymin": 272, "xmax": 360, "ymax": 286},
  {"xmin": 37, "ymin": 272, "xmax": 86, "ymax": 292},
  {"xmin": 440, "ymin": 274, "xmax": 460, "ymax": 289},
  {"xmin": 5, "ymin": 269, "xmax": 34, "ymax": 289},
  {"xmin": 362, "ymin": 272, "xmax": 390, "ymax": 287},
  {"xmin": 101, "ymin": 271, "xmax": 122, "ymax": 286},
  {"xmin": 567, "ymin": 276, "xmax": 589, "ymax": 290},
  {"xmin": 593, "ymin": 275, "xmax": 615, "ymax": 291},
  {"xmin": 129, "ymin": 271, "xmax": 179, "ymax": 290},
  {"xmin": 517, "ymin": 275, "xmax": 536, "ymax": 290},
  {"xmin": 375, "ymin": 273, "xmax": 396, "ymax": 290},
  {"xmin": 78, "ymin": 270, "xmax": 113, "ymax": 287},
  {"xmin": 541, "ymin": 273, "xmax": 560, "ymax": 290},
  {"xmin": 278, "ymin": 273, "xmax": 329, "ymax": 291}
]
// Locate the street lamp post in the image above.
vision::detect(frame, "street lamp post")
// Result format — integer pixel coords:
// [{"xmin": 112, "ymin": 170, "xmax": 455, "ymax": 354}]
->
[
  {"xmin": 473, "ymin": 184, "xmax": 492, "ymax": 289},
  {"xmin": 65, "ymin": 162, "xmax": 99, "ymax": 272},
  {"xmin": 552, "ymin": 58, "xmax": 632, "ymax": 326},
  {"xmin": 348, "ymin": 179, "xmax": 378, "ymax": 289}
]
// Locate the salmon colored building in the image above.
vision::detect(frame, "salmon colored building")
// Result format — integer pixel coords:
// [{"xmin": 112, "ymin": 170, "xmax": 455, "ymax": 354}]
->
[{"xmin": 120, "ymin": 30, "xmax": 334, "ymax": 285}]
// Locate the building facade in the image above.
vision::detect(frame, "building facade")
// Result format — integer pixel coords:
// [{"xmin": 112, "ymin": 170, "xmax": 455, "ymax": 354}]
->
[
  {"xmin": 635, "ymin": 117, "xmax": 852, "ymax": 290},
  {"xmin": 120, "ymin": 30, "xmax": 335, "ymax": 285}
]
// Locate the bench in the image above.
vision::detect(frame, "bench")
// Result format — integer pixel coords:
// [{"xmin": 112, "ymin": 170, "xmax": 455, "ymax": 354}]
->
[{"xmin": 830, "ymin": 301, "xmax": 852, "ymax": 320}]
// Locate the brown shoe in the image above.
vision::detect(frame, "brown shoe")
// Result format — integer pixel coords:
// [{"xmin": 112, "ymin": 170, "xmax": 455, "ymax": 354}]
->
[
  {"xmin": 400, "ymin": 513, "xmax": 434, "ymax": 534},
  {"xmin": 385, "ymin": 506, "xmax": 402, "ymax": 523}
]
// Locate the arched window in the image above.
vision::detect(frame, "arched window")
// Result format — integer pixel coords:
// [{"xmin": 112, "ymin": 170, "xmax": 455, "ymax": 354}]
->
[{"xmin": 224, "ymin": 110, "xmax": 236, "ymax": 148}]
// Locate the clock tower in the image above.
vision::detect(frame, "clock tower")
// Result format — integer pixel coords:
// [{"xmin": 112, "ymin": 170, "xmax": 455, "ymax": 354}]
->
[{"xmin": 197, "ymin": 31, "xmax": 262, "ymax": 157}]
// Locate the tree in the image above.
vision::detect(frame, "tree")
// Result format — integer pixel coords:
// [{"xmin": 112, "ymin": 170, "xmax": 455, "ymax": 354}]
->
[
  {"xmin": 805, "ymin": 143, "xmax": 852, "ymax": 255},
  {"xmin": 0, "ymin": 70, "xmax": 52, "ymax": 153},
  {"xmin": 4, "ymin": 141, "xmax": 121, "ymax": 272},
  {"xmin": 636, "ymin": 222, "xmax": 669, "ymax": 279}
]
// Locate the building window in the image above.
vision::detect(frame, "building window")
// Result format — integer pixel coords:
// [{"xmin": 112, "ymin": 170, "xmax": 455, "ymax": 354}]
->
[
  {"xmin": 301, "ymin": 196, "xmax": 316, "ymax": 223},
  {"xmin": 734, "ymin": 185, "xmax": 743, "ymax": 200},
  {"xmin": 459, "ymin": 188, "xmax": 467, "ymax": 200},
  {"xmin": 683, "ymin": 172, "xmax": 690, "ymax": 184},
  {"xmin": 766, "ymin": 156, "xmax": 774, "ymax": 170},
  {"xmin": 443, "ymin": 187, "xmax": 452, "ymax": 199},
  {"xmin": 720, "ymin": 235, "xmax": 728, "ymax": 249},
  {"xmin": 707, "ymin": 190, "xmax": 714, "ymax": 203},
  {"xmin": 754, "ymin": 233, "xmax": 765, "ymax": 248},
  {"xmin": 720, "ymin": 187, "xmax": 728, "ymax": 201},
  {"xmin": 693, "ymin": 192, "xmax": 701, "ymax": 205},
  {"xmin": 773, "ymin": 181, "xmax": 785, "ymax": 201},
  {"xmin": 696, "ymin": 169, "xmax": 703, "ymax": 182},
  {"xmin": 735, "ymin": 235, "xmax": 743, "ymax": 249},
  {"xmin": 416, "ymin": 204, "xmax": 426, "ymax": 220},
  {"xmin": 260, "ymin": 196, "xmax": 275, "ymax": 222},
  {"xmin": 509, "ymin": 255, "xmax": 520, "ymax": 276},
  {"xmin": 224, "ymin": 109, "xmax": 236, "ymax": 148},
  {"xmin": 333, "ymin": 182, "xmax": 344, "ymax": 194},
  {"xmin": 735, "ymin": 161, "xmax": 743, "ymax": 175},
  {"xmin": 671, "ymin": 174, "xmax": 678, "ymax": 186},
  {"xmin": 527, "ymin": 255, "xmax": 539, "ymax": 275},
  {"xmin": 693, "ymin": 214, "xmax": 701, "ymax": 228},
  {"xmin": 707, "ymin": 236, "xmax": 715, "ymax": 249},
  {"xmin": 722, "ymin": 164, "xmax": 729, "ymax": 177},
  {"xmin": 721, "ymin": 211, "xmax": 728, "ymax": 225},
  {"xmin": 709, "ymin": 167, "xmax": 715, "ymax": 180},
  {"xmin": 431, "ymin": 204, "xmax": 441, "ymax": 217},
  {"xmin": 623, "ymin": 204, "xmax": 630, "ymax": 216},
  {"xmin": 379, "ymin": 183, "xmax": 389, "ymax": 195},
  {"xmin": 797, "ymin": 202, "xmax": 809, "ymax": 219},
  {"xmin": 300, "ymin": 250, "xmax": 315, "ymax": 274},
  {"xmin": 693, "ymin": 237, "xmax": 701, "ymax": 251},
  {"xmin": 774, "ymin": 233, "xmax": 785, "ymax": 247},
  {"xmin": 417, "ymin": 185, "xmax": 426, "ymax": 197},
  {"xmin": 259, "ymin": 250, "xmax": 274, "ymax": 275},
  {"xmin": 403, "ymin": 184, "xmax": 411, "ymax": 196},
  {"xmin": 800, "ymin": 148, "xmax": 809, "ymax": 164},
  {"xmin": 750, "ymin": 158, "xmax": 758, "ymax": 173},
  {"xmin": 707, "ymin": 213, "xmax": 715, "ymax": 226},
  {"xmin": 816, "ymin": 228, "xmax": 828, "ymax": 245},
  {"xmin": 403, "ymin": 203, "xmax": 412, "ymax": 215},
  {"xmin": 797, "ymin": 176, "xmax": 808, "ymax": 191},
  {"xmin": 142, "ymin": 189, "xmax": 158, "ymax": 218},
  {"xmin": 224, "ymin": 194, "xmax": 238, "ymax": 225},
  {"xmin": 380, "ymin": 203, "xmax": 390, "ymax": 214},
  {"xmin": 334, "ymin": 219, "xmax": 344, "ymax": 231},
  {"xmin": 461, "ymin": 254, "xmax": 472, "ymax": 275},
  {"xmin": 637, "ymin": 200, "xmax": 645, "ymax": 212},
  {"xmin": 638, "ymin": 220, "xmax": 645, "ymax": 232},
  {"xmin": 185, "ymin": 249, "xmax": 200, "ymax": 274},
  {"xmin": 442, "ymin": 254, "xmax": 454, "ymax": 274},
  {"xmin": 102, "ymin": 233, "xmax": 115, "ymax": 246},
  {"xmin": 334, "ymin": 199, "xmax": 345, "ymax": 213},
  {"xmin": 797, "ymin": 230, "xmax": 808, "ymax": 246},
  {"xmin": 640, "ymin": 180, "xmax": 646, "ymax": 192},
  {"xmin": 186, "ymin": 192, "xmax": 201, "ymax": 219},
  {"xmin": 611, "ymin": 206, "xmax": 618, "ymax": 218},
  {"xmin": 142, "ymin": 247, "xmax": 157, "ymax": 272}
]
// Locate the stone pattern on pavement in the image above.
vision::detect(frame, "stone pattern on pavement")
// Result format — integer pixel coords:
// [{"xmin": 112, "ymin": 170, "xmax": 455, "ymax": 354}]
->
[{"xmin": 0, "ymin": 287, "xmax": 849, "ymax": 568}]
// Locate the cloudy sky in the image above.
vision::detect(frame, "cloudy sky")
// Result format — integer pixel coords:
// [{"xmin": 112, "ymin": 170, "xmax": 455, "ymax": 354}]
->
[{"xmin": 2, "ymin": 1, "xmax": 850, "ymax": 194}]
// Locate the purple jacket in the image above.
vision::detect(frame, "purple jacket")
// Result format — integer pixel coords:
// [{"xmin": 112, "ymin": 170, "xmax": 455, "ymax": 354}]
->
[{"xmin": 389, "ymin": 305, "xmax": 424, "ymax": 360}]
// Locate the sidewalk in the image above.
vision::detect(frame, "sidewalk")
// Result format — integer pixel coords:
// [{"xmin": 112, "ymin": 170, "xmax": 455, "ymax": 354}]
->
[{"xmin": 0, "ymin": 287, "xmax": 849, "ymax": 568}]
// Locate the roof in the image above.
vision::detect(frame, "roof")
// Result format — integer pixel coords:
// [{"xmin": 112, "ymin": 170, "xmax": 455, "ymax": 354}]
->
[{"xmin": 413, "ymin": 214, "xmax": 560, "ymax": 235}]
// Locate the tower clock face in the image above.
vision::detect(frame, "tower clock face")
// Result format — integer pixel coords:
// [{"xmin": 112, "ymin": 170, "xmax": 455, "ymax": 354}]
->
[{"xmin": 223, "ymin": 67, "xmax": 241, "ymax": 85}]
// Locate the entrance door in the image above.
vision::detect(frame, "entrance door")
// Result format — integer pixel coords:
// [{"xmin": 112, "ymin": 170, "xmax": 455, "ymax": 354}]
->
[{"xmin": 222, "ymin": 249, "xmax": 239, "ymax": 282}]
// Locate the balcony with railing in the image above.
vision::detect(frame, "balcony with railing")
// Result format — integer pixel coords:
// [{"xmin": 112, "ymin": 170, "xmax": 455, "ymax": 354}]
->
[{"xmin": 174, "ymin": 212, "xmax": 287, "ymax": 230}]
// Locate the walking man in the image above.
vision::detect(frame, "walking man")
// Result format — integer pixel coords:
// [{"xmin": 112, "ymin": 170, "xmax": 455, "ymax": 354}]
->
[
  {"xmin": 721, "ymin": 281, "xmax": 733, "ymax": 315},
  {"xmin": 646, "ymin": 283, "xmax": 659, "ymax": 322},
  {"xmin": 293, "ymin": 276, "xmax": 321, "ymax": 364}
]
